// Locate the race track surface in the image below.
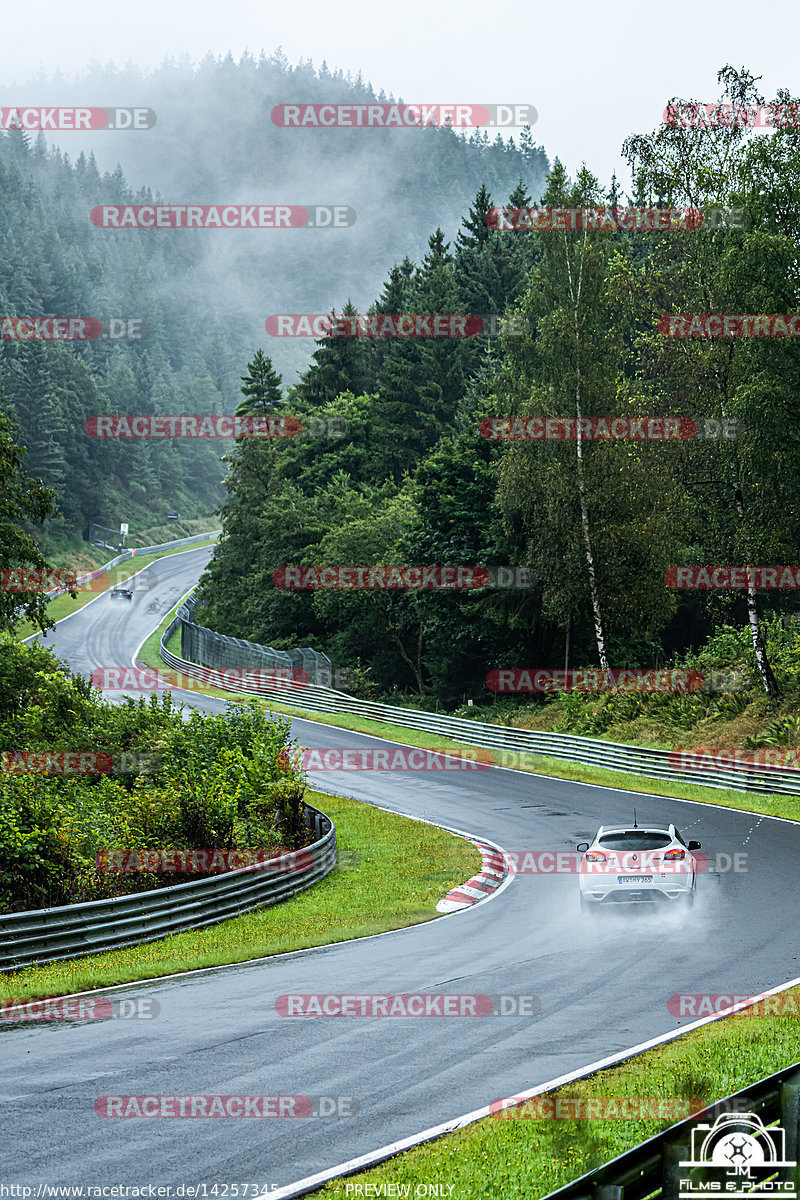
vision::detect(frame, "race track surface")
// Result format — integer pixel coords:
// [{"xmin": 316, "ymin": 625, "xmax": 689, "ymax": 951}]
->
[{"xmin": 3, "ymin": 547, "xmax": 797, "ymax": 1190}]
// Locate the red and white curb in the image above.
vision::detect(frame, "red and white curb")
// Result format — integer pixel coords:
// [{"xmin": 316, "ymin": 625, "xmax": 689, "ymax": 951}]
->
[{"xmin": 436, "ymin": 844, "xmax": 507, "ymax": 912}]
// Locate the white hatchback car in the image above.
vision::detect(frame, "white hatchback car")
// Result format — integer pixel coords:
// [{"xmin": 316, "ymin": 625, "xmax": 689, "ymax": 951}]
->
[{"xmin": 576, "ymin": 824, "xmax": 701, "ymax": 911}]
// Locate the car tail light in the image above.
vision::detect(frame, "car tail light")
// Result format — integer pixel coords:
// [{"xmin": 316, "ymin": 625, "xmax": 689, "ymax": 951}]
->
[
  {"xmin": 585, "ymin": 851, "xmax": 606, "ymax": 862},
  {"xmin": 664, "ymin": 848, "xmax": 685, "ymax": 860}
]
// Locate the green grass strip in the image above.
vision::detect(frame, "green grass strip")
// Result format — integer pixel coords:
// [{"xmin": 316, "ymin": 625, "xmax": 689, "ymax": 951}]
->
[
  {"xmin": 0, "ymin": 789, "xmax": 480, "ymax": 1000},
  {"xmin": 319, "ymin": 990, "xmax": 800, "ymax": 1198}
]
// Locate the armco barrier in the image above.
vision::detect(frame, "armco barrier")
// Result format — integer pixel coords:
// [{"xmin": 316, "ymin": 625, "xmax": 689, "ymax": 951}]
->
[
  {"xmin": 162, "ymin": 590, "xmax": 331, "ymax": 690},
  {"xmin": 160, "ymin": 591, "xmax": 800, "ymax": 798},
  {"xmin": 537, "ymin": 1059, "xmax": 800, "ymax": 1200},
  {"xmin": 45, "ymin": 530, "xmax": 222, "ymax": 599},
  {"xmin": 129, "ymin": 530, "xmax": 222, "ymax": 556},
  {"xmin": 0, "ymin": 805, "xmax": 335, "ymax": 972}
]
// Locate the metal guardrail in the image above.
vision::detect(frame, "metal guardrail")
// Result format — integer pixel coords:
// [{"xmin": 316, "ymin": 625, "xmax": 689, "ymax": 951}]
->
[
  {"xmin": 159, "ymin": 593, "xmax": 800, "ymax": 799},
  {"xmin": 45, "ymin": 530, "xmax": 222, "ymax": 599},
  {"xmin": 160, "ymin": 590, "xmax": 332, "ymax": 691},
  {"xmin": 0, "ymin": 805, "xmax": 335, "ymax": 972},
  {"xmin": 129, "ymin": 530, "xmax": 222, "ymax": 556},
  {"xmin": 539, "ymin": 1060, "xmax": 800, "ymax": 1200}
]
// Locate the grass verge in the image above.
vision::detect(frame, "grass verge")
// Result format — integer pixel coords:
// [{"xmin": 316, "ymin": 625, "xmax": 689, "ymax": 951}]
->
[
  {"xmin": 319, "ymin": 989, "xmax": 800, "ymax": 1198},
  {"xmin": 14, "ymin": 536, "xmax": 220, "ymax": 641},
  {"xmin": 0, "ymin": 789, "xmax": 480, "ymax": 1000}
]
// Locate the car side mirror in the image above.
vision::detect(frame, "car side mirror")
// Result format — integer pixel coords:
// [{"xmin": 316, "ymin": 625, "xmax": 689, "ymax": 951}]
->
[
  {"xmin": 688, "ymin": 840, "xmax": 701, "ymax": 850},
  {"xmin": 576, "ymin": 843, "xmax": 589, "ymax": 852}
]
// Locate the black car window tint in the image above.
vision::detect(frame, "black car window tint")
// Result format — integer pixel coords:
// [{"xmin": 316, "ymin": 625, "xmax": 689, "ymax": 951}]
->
[{"xmin": 598, "ymin": 832, "xmax": 672, "ymax": 851}]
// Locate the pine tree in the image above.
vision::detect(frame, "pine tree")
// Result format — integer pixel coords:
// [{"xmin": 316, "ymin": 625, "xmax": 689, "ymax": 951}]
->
[
  {"xmin": 456, "ymin": 184, "xmax": 494, "ymax": 253},
  {"xmin": 235, "ymin": 350, "xmax": 284, "ymax": 417}
]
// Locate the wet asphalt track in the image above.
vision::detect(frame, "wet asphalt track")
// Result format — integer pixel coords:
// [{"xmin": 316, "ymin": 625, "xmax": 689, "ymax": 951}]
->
[{"xmin": 2, "ymin": 546, "xmax": 799, "ymax": 1190}]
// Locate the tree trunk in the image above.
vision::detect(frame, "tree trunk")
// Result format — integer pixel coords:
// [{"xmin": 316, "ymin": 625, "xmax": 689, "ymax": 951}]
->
[
  {"xmin": 563, "ymin": 231, "xmax": 610, "ymax": 671},
  {"xmin": 730, "ymin": 474, "xmax": 778, "ymax": 696}
]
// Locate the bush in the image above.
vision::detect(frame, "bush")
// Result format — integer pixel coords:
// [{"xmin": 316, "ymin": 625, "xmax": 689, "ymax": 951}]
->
[
  {"xmin": 0, "ymin": 774, "xmax": 79, "ymax": 911},
  {"xmin": 0, "ymin": 692, "xmax": 310, "ymax": 913}
]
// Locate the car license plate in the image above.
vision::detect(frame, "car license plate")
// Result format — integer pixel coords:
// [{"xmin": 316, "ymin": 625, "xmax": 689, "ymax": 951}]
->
[{"xmin": 618, "ymin": 875, "xmax": 653, "ymax": 884}]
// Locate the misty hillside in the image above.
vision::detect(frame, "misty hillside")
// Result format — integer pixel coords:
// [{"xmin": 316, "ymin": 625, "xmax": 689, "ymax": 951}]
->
[
  {"xmin": 9, "ymin": 50, "xmax": 549, "ymax": 384},
  {"xmin": 0, "ymin": 52, "xmax": 549, "ymax": 551}
]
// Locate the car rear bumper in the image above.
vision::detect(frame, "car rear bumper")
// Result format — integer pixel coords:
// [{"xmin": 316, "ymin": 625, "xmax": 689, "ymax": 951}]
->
[{"xmin": 580, "ymin": 884, "xmax": 694, "ymax": 904}]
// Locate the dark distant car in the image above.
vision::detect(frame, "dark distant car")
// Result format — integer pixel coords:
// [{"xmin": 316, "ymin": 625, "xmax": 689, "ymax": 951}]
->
[{"xmin": 111, "ymin": 586, "xmax": 134, "ymax": 600}]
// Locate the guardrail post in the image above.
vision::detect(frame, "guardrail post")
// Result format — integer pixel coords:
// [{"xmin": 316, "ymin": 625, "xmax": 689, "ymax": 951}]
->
[
  {"xmin": 780, "ymin": 1075, "xmax": 800, "ymax": 1185},
  {"xmin": 661, "ymin": 1142, "xmax": 690, "ymax": 1200},
  {"xmin": 595, "ymin": 1185, "xmax": 623, "ymax": 1200}
]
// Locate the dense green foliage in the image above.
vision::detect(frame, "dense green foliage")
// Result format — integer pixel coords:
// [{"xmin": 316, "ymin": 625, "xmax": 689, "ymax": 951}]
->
[
  {"xmin": 0, "ymin": 639, "xmax": 307, "ymax": 912},
  {"xmin": 196, "ymin": 67, "xmax": 800, "ymax": 708}
]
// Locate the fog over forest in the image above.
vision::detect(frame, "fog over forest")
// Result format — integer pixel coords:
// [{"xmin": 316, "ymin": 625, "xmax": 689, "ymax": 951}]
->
[{"xmin": 7, "ymin": 51, "xmax": 548, "ymax": 384}]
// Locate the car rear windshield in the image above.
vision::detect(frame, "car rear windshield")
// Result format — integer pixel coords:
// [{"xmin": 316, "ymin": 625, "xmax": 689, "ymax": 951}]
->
[{"xmin": 598, "ymin": 832, "xmax": 672, "ymax": 851}]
